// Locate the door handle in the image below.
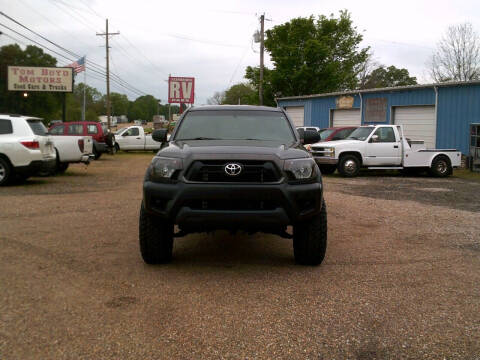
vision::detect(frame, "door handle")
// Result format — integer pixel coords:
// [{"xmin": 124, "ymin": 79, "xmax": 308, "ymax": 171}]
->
[
  {"xmin": 136, "ymin": 137, "xmax": 141, "ymax": 139},
  {"xmin": 393, "ymin": 145, "xmax": 399, "ymax": 148}
]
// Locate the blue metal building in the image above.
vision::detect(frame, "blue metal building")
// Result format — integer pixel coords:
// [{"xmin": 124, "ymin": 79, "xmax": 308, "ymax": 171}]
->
[{"xmin": 277, "ymin": 81, "xmax": 480, "ymax": 155}]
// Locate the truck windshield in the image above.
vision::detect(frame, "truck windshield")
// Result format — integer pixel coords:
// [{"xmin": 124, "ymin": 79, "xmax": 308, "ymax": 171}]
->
[
  {"xmin": 319, "ymin": 129, "xmax": 335, "ymax": 140},
  {"xmin": 174, "ymin": 110, "xmax": 296, "ymax": 142},
  {"xmin": 347, "ymin": 127, "xmax": 374, "ymax": 141}
]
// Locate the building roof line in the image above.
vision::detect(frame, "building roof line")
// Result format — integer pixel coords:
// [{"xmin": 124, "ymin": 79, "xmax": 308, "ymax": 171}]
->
[{"xmin": 276, "ymin": 80, "xmax": 480, "ymax": 101}]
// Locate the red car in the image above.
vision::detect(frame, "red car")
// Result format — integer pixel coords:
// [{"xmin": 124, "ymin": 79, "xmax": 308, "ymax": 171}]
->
[
  {"xmin": 49, "ymin": 121, "xmax": 114, "ymax": 159},
  {"xmin": 318, "ymin": 126, "xmax": 357, "ymax": 142}
]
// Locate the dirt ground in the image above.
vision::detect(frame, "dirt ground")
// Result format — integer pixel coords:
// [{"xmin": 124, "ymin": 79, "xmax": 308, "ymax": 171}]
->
[{"xmin": 1, "ymin": 153, "xmax": 479, "ymax": 359}]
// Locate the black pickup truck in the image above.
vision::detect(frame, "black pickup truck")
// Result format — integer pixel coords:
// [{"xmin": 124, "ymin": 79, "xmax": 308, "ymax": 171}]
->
[{"xmin": 140, "ymin": 105, "xmax": 327, "ymax": 265}]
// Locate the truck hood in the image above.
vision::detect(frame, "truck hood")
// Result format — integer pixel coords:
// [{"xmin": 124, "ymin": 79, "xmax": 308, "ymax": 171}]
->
[
  {"xmin": 158, "ymin": 139, "xmax": 309, "ymax": 160},
  {"xmin": 312, "ymin": 139, "xmax": 363, "ymax": 148}
]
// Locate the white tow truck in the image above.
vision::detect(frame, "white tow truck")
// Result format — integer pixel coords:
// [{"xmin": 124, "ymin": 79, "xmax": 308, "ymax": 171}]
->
[
  {"xmin": 114, "ymin": 126, "xmax": 161, "ymax": 151},
  {"xmin": 311, "ymin": 124, "xmax": 461, "ymax": 177}
]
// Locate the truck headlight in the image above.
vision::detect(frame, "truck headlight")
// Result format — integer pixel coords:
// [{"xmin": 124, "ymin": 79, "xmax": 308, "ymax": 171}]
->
[
  {"xmin": 324, "ymin": 147, "xmax": 335, "ymax": 157},
  {"xmin": 284, "ymin": 158, "xmax": 316, "ymax": 180},
  {"xmin": 149, "ymin": 157, "xmax": 182, "ymax": 181}
]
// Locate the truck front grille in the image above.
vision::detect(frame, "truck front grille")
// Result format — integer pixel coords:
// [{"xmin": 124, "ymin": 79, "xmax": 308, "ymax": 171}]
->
[
  {"xmin": 184, "ymin": 160, "xmax": 281, "ymax": 183},
  {"xmin": 184, "ymin": 199, "xmax": 277, "ymax": 211}
]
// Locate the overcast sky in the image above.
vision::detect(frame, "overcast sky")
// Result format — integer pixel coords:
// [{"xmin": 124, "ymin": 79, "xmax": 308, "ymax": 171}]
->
[{"xmin": 1, "ymin": 0, "xmax": 479, "ymax": 104}]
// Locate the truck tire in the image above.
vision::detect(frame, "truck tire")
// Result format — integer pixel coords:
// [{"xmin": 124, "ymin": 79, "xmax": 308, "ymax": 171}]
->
[
  {"xmin": 139, "ymin": 202, "xmax": 174, "ymax": 264},
  {"xmin": 0, "ymin": 157, "xmax": 12, "ymax": 186},
  {"xmin": 105, "ymin": 133, "xmax": 115, "ymax": 147},
  {"xmin": 429, "ymin": 155, "xmax": 452, "ymax": 177},
  {"xmin": 338, "ymin": 154, "xmax": 360, "ymax": 177},
  {"xmin": 93, "ymin": 147, "xmax": 102, "ymax": 160},
  {"xmin": 56, "ymin": 162, "xmax": 69, "ymax": 174},
  {"xmin": 293, "ymin": 199, "xmax": 327, "ymax": 266},
  {"xmin": 319, "ymin": 164, "xmax": 336, "ymax": 175}
]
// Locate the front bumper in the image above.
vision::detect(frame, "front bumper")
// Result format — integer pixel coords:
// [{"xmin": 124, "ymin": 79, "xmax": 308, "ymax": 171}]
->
[
  {"xmin": 313, "ymin": 157, "xmax": 338, "ymax": 165},
  {"xmin": 14, "ymin": 158, "xmax": 56, "ymax": 177},
  {"xmin": 143, "ymin": 180, "xmax": 323, "ymax": 230}
]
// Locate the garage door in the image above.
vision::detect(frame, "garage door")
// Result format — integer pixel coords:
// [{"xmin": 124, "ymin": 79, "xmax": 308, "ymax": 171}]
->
[
  {"xmin": 393, "ymin": 106, "xmax": 436, "ymax": 149},
  {"xmin": 285, "ymin": 106, "xmax": 304, "ymax": 127},
  {"xmin": 332, "ymin": 109, "xmax": 361, "ymax": 127}
]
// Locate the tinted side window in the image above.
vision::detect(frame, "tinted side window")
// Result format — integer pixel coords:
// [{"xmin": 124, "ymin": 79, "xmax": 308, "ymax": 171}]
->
[
  {"xmin": 68, "ymin": 124, "xmax": 84, "ymax": 135},
  {"xmin": 87, "ymin": 124, "xmax": 98, "ymax": 134},
  {"xmin": 27, "ymin": 120, "xmax": 48, "ymax": 135},
  {"xmin": 50, "ymin": 125, "xmax": 65, "ymax": 135},
  {"xmin": 373, "ymin": 127, "xmax": 396, "ymax": 142},
  {"xmin": 126, "ymin": 128, "xmax": 139, "ymax": 136},
  {"xmin": 0, "ymin": 119, "xmax": 13, "ymax": 135}
]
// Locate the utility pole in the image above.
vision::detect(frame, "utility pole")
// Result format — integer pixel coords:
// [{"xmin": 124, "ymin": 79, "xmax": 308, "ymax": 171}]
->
[
  {"xmin": 97, "ymin": 19, "xmax": 119, "ymax": 130},
  {"xmin": 259, "ymin": 13, "xmax": 265, "ymax": 106}
]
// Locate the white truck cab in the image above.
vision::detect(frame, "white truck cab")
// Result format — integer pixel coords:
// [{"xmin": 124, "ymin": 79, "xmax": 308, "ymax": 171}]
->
[
  {"xmin": 311, "ymin": 125, "xmax": 461, "ymax": 177},
  {"xmin": 114, "ymin": 126, "xmax": 161, "ymax": 151}
]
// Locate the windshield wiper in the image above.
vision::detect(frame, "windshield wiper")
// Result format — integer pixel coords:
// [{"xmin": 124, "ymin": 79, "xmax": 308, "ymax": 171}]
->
[
  {"xmin": 348, "ymin": 136, "xmax": 358, "ymax": 140},
  {"xmin": 176, "ymin": 137, "xmax": 221, "ymax": 140}
]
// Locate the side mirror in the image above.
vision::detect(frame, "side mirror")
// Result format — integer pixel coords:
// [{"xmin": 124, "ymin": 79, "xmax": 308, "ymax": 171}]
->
[
  {"xmin": 122, "ymin": 132, "xmax": 128, "ymax": 137},
  {"xmin": 303, "ymin": 129, "xmax": 321, "ymax": 145},
  {"xmin": 370, "ymin": 134, "xmax": 379, "ymax": 143},
  {"xmin": 152, "ymin": 129, "xmax": 168, "ymax": 143}
]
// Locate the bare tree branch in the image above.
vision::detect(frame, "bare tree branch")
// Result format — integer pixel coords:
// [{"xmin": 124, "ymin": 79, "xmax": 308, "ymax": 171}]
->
[{"xmin": 430, "ymin": 23, "xmax": 480, "ymax": 82}]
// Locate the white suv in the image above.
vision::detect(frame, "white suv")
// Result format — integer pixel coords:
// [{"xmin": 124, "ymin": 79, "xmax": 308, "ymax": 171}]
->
[{"xmin": 0, "ymin": 115, "xmax": 56, "ymax": 185}]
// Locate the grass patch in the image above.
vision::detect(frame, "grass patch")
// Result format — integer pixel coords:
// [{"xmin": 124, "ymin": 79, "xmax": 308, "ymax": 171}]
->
[{"xmin": 452, "ymin": 169, "xmax": 480, "ymax": 182}]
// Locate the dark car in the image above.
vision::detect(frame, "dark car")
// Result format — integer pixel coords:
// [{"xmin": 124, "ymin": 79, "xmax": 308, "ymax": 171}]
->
[
  {"xmin": 140, "ymin": 105, "xmax": 327, "ymax": 266},
  {"xmin": 318, "ymin": 127, "xmax": 357, "ymax": 142},
  {"xmin": 49, "ymin": 121, "xmax": 115, "ymax": 159}
]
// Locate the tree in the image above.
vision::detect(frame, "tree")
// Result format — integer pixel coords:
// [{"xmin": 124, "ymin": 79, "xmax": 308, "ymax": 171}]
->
[
  {"xmin": 109, "ymin": 92, "xmax": 129, "ymax": 116},
  {"xmin": 430, "ymin": 23, "xmax": 480, "ymax": 82},
  {"xmin": 247, "ymin": 11, "xmax": 369, "ymax": 104},
  {"xmin": 222, "ymin": 83, "xmax": 258, "ymax": 105},
  {"xmin": 207, "ymin": 91, "xmax": 225, "ymax": 105},
  {"xmin": 360, "ymin": 65, "xmax": 417, "ymax": 89},
  {"xmin": 0, "ymin": 44, "xmax": 62, "ymax": 122},
  {"xmin": 128, "ymin": 95, "xmax": 159, "ymax": 121}
]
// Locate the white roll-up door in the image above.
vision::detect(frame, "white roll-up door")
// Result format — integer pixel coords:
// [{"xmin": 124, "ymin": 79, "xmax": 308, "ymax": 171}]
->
[
  {"xmin": 332, "ymin": 109, "xmax": 361, "ymax": 127},
  {"xmin": 285, "ymin": 106, "xmax": 304, "ymax": 127},
  {"xmin": 393, "ymin": 106, "xmax": 436, "ymax": 149}
]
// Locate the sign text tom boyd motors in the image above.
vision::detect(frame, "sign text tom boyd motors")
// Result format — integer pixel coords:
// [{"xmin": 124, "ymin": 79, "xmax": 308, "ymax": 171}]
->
[{"xmin": 8, "ymin": 66, "xmax": 74, "ymax": 92}]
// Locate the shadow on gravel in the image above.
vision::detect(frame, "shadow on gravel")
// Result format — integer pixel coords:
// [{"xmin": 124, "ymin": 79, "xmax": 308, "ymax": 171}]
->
[
  {"xmin": 170, "ymin": 231, "xmax": 296, "ymax": 268},
  {"xmin": 325, "ymin": 172, "xmax": 480, "ymax": 213}
]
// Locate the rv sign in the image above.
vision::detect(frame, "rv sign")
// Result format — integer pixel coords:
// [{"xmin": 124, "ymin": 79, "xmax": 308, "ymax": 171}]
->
[{"xmin": 168, "ymin": 76, "xmax": 194, "ymax": 104}]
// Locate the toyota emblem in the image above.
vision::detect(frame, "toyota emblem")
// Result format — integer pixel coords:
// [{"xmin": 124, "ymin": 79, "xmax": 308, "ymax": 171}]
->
[{"xmin": 224, "ymin": 163, "xmax": 242, "ymax": 176}]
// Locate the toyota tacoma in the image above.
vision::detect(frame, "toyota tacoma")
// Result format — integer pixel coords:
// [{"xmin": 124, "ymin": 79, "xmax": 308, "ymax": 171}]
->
[{"xmin": 140, "ymin": 105, "xmax": 327, "ymax": 265}]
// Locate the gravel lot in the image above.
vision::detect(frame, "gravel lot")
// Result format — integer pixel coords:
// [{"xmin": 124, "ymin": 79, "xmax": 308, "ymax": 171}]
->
[{"xmin": 1, "ymin": 153, "xmax": 479, "ymax": 359}]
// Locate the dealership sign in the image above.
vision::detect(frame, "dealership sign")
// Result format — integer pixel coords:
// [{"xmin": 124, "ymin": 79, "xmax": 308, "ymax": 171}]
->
[
  {"xmin": 8, "ymin": 66, "xmax": 74, "ymax": 92},
  {"xmin": 168, "ymin": 76, "xmax": 195, "ymax": 104}
]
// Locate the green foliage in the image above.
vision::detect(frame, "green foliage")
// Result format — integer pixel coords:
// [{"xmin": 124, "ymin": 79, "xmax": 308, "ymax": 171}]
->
[
  {"xmin": 360, "ymin": 65, "xmax": 417, "ymax": 89},
  {"xmin": 245, "ymin": 11, "xmax": 369, "ymax": 104},
  {"xmin": 0, "ymin": 44, "xmax": 62, "ymax": 122},
  {"xmin": 222, "ymin": 83, "xmax": 258, "ymax": 105}
]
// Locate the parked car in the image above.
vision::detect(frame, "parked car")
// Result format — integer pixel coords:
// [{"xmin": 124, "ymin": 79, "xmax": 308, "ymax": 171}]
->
[
  {"xmin": 114, "ymin": 126, "xmax": 161, "ymax": 152},
  {"xmin": 296, "ymin": 126, "xmax": 321, "ymax": 133},
  {"xmin": 311, "ymin": 125, "xmax": 461, "ymax": 177},
  {"xmin": 49, "ymin": 121, "xmax": 115, "ymax": 159},
  {"xmin": 140, "ymin": 105, "xmax": 326, "ymax": 266},
  {"xmin": 317, "ymin": 127, "xmax": 357, "ymax": 142},
  {"xmin": 0, "ymin": 114, "xmax": 56, "ymax": 185}
]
